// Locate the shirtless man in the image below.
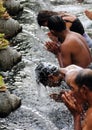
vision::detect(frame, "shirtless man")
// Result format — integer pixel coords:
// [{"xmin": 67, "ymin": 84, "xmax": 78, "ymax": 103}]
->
[
  {"xmin": 45, "ymin": 15, "xmax": 92, "ymax": 68},
  {"xmin": 35, "ymin": 62, "xmax": 92, "ymax": 130},
  {"xmin": 37, "ymin": 10, "xmax": 92, "ymax": 48}
]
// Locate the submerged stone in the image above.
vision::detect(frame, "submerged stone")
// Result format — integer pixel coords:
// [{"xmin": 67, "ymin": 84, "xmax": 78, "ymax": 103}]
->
[
  {"xmin": 0, "ymin": 89, "xmax": 21, "ymax": 118},
  {"xmin": 0, "ymin": 75, "xmax": 21, "ymax": 118},
  {"xmin": 0, "ymin": 17, "xmax": 22, "ymax": 39},
  {"xmin": 3, "ymin": 0, "xmax": 23, "ymax": 16},
  {"xmin": 0, "ymin": 46, "xmax": 22, "ymax": 71}
]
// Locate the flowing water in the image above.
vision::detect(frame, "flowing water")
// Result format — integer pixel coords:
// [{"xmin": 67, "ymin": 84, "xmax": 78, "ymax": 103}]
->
[{"xmin": 0, "ymin": 0, "xmax": 92, "ymax": 130}]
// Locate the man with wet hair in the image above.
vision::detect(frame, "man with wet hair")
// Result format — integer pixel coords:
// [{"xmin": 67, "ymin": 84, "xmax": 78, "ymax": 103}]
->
[
  {"xmin": 35, "ymin": 62, "xmax": 92, "ymax": 130},
  {"xmin": 45, "ymin": 15, "xmax": 92, "ymax": 68},
  {"xmin": 35, "ymin": 62, "xmax": 83, "ymax": 88},
  {"xmin": 47, "ymin": 15, "xmax": 66, "ymax": 32},
  {"xmin": 35, "ymin": 62, "xmax": 61, "ymax": 87},
  {"xmin": 37, "ymin": 10, "xmax": 92, "ymax": 48}
]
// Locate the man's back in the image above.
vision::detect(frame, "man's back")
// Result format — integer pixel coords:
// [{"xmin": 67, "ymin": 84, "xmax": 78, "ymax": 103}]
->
[{"xmin": 60, "ymin": 31, "xmax": 92, "ymax": 68}]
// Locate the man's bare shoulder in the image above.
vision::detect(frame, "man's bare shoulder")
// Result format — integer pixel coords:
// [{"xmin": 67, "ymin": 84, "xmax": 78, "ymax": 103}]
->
[
  {"xmin": 65, "ymin": 32, "xmax": 81, "ymax": 44},
  {"xmin": 60, "ymin": 65, "xmax": 83, "ymax": 75},
  {"xmin": 65, "ymin": 64, "xmax": 83, "ymax": 70},
  {"xmin": 62, "ymin": 34, "xmax": 81, "ymax": 50}
]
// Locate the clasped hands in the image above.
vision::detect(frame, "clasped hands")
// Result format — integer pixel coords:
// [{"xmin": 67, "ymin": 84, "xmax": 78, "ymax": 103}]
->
[
  {"xmin": 44, "ymin": 32, "xmax": 60, "ymax": 55},
  {"xmin": 50, "ymin": 90, "xmax": 83, "ymax": 117}
]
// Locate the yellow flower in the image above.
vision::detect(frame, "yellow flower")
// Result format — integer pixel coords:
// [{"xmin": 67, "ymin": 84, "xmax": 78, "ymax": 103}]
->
[
  {"xmin": 0, "ymin": 75, "xmax": 6, "ymax": 91},
  {"xmin": 0, "ymin": 75, "xmax": 5, "ymax": 87},
  {"xmin": 0, "ymin": 1, "xmax": 6, "ymax": 17},
  {"xmin": 0, "ymin": 33, "xmax": 9, "ymax": 49}
]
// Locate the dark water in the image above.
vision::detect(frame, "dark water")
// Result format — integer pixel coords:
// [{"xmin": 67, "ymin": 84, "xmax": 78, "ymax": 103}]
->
[{"xmin": 0, "ymin": 0, "xmax": 92, "ymax": 130}]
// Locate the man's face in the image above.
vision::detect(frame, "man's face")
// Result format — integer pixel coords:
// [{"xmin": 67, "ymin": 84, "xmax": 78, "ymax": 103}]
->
[
  {"xmin": 50, "ymin": 30, "xmax": 58, "ymax": 37},
  {"xmin": 42, "ymin": 21, "xmax": 48, "ymax": 26},
  {"xmin": 47, "ymin": 74, "xmax": 63, "ymax": 87},
  {"xmin": 68, "ymin": 81, "xmax": 85, "ymax": 104}
]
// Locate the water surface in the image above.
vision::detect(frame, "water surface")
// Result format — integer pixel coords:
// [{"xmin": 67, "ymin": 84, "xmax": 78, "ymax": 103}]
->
[{"xmin": 0, "ymin": 0, "xmax": 92, "ymax": 130}]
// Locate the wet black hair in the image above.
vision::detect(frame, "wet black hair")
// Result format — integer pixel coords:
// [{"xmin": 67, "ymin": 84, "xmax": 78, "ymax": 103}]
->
[
  {"xmin": 37, "ymin": 10, "xmax": 58, "ymax": 26},
  {"xmin": 75, "ymin": 69, "xmax": 92, "ymax": 91},
  {"xmin": 48, "ymin": 15, "xmax": 66, "ymax": 32},
  {"xmin": 35, "ymin": 62, "xmax": 59, "ymax": 86}
]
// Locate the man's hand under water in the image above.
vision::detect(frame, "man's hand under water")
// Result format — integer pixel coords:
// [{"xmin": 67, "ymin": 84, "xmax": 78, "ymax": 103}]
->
[{"xmin": 49, "ymin": 90, "xmax": 66, "ymax": 102}]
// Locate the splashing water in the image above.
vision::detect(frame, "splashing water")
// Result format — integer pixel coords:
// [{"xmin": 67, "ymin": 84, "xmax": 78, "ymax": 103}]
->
[{"xmin": 0, "ymin": 0, "xmax": 92, "ymax": 130}]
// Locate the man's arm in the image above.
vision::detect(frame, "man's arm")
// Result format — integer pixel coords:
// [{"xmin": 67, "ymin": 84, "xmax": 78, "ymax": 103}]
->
[
  {"xmin": 59, "ymin": 44, "xmax": 72, "ymax": 67},
  {"xmin": 56, "ymin": 51, "xmax": 64, "ymax": 67},
  {"xmin": 74, "ymin": 114, "xmax": 82, "ymax": 130}
]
